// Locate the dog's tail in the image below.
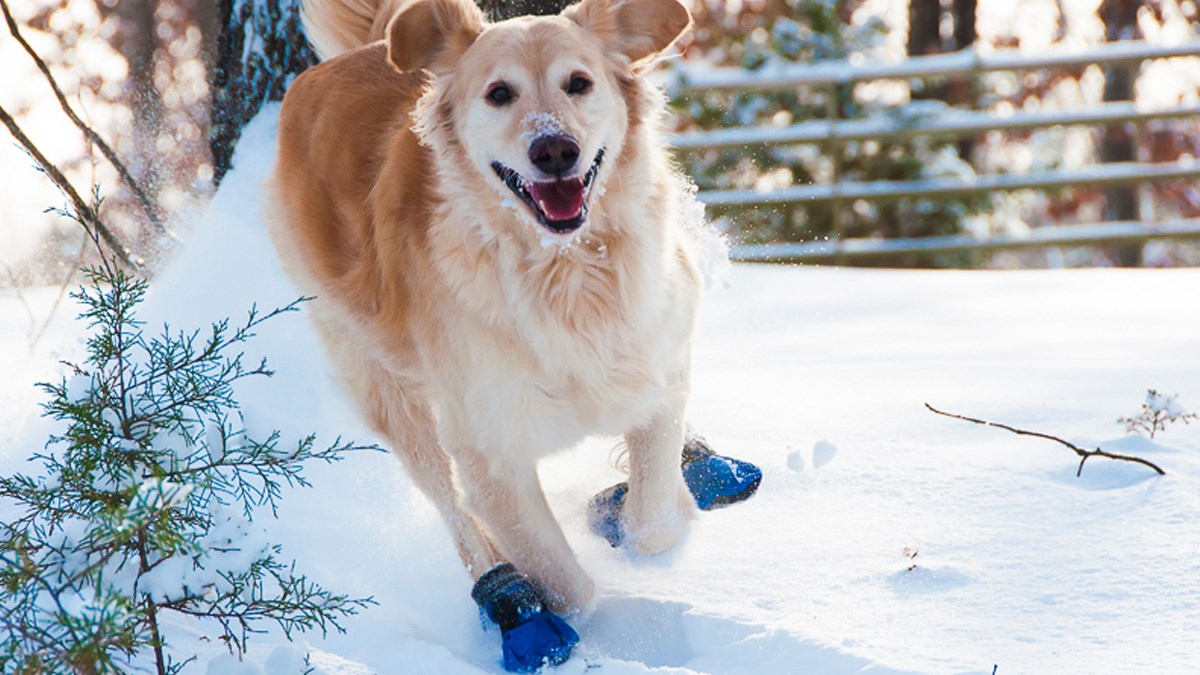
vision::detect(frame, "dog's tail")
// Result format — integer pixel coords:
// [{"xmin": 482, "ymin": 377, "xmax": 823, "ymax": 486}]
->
[{"xmin": 301, "ymin": 0, "xmax": 408, "ymax": 60}]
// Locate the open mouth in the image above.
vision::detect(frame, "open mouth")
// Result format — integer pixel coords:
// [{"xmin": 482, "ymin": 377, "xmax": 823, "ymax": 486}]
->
[{"xmin": 491, "ymin": 148, "xmax": 605, "ymax": 234}]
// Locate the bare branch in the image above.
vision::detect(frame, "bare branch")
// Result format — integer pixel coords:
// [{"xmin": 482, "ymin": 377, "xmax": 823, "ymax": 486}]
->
[
  {"xmin": 925, "ymin": 402, "xmax": 1165, "ymax": 476},
  {"xmin": 0, "ymin": 0, "xmax": 168, "ymax": 236},
  {"xmin": 27, "ymin": 238, "xmax": 85, "ymax": 350},
  {"xmin": 0, "ymin": 260, "xmax": 37, "ymax": 339},
  {"xmin": 0, "ymin": 103, "xmax": 136, "ymax": 268},
  {"xmin": 1, "ymin": 240, "xmax": 81, "ymax": 351}
]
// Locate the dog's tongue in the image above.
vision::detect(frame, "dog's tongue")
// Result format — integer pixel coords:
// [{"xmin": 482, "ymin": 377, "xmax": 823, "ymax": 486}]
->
[{"xmin": 529, "ymin": 178, "xmax": 585, "ymax": 221}]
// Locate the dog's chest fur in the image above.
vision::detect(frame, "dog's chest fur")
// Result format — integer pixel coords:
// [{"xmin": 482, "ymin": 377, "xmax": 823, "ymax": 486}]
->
[{"xmin": 421, "ymin": 200, "xmax": 694, "ymax": 453}]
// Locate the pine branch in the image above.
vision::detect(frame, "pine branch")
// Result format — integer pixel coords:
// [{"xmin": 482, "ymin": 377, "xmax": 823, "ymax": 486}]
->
[
  {"xmin": 161, "ymin": 560, "xmax": 374, "ymax": 653},
  {"xmin": 925, "ymin": 403, "xmax": 1165, "ymax": 476},
  {"xmin": 125, "ymin": 297, "xmax": 309, "ymax": 398},
  {"xmin": 0, "ymin": 0, "xmax": 167, "ymax": 236}
]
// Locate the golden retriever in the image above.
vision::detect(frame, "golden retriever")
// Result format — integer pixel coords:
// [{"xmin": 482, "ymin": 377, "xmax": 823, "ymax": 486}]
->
[{"xmin": 268, "ymin": 0, "xmax": 698, "ymax": 617}]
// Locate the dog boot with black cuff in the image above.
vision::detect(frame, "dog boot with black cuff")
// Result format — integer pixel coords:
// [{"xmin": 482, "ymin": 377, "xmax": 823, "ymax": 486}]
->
[
  {"xmin": 588, "ymin": 433, "xmax": 763, "ymax": 547},
  {"xmin": 471, "ymin": 562, "xmax": 580, "ymax": 672}
]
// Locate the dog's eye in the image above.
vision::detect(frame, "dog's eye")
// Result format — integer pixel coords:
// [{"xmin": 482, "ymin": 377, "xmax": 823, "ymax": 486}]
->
[
  {"xmin": 566, "ymin": 74, "xmax": 592, "ymax": 96},
  {"xmin": 486, "ymin": 83, "xmax": 514, "ymax": 106}
]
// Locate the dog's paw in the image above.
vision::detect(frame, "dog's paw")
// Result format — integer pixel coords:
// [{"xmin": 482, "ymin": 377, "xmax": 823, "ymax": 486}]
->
[{"xmin": 623, "ymin": 478, "xmax": 696, "ymax": 555}]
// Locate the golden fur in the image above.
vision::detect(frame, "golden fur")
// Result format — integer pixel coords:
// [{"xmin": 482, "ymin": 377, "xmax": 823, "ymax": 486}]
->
[{"xmin": 269, "ymin": 0, "xmax": 699, "ymax": 613}]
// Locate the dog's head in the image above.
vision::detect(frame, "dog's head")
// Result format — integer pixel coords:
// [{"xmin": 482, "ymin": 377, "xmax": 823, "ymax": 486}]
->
[{"xmin": 387, "ymin": 0, "xmax": 690, "ymax": 238}]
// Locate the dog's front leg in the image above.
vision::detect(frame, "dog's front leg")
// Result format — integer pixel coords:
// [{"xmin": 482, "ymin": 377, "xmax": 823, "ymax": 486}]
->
[
  {"xmin": 622, "ymin": 405, "xmax": 697, "ymax": 554},
  {"xmin": 458, "ymin": 452, "xmax": 595, "ymax": 615}
]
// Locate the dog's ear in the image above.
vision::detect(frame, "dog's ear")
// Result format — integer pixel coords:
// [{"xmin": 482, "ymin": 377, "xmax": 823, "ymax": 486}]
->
[
  {"xmin": 563, "ymin": 0, "xmax": 690, "ymax": 68},
  {"xmin": 386, "ymin": 0, "xmax": 485, "ymax": 74}
]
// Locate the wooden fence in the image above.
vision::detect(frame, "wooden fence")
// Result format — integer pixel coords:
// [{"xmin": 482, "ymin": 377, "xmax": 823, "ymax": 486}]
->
[{"xmin": 669, "ymin": 40, "xmax": 1200, "ymax": 264}]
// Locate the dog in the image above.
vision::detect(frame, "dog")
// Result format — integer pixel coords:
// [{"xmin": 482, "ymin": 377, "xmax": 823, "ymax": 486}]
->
[{"xmin": 268, "ymin": 0, "xmax": 700, "ymax": 628}]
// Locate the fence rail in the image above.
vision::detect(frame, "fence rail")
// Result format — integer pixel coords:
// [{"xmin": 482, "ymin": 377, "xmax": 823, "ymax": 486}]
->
[
  {"xmin": 674, "ymin": 40, "xmax": 1200, "ymax": 92},
  {"xmin": 698, "ymin": 161, "xmax": 1200, "ymax": 207},
  {"xmin": 671, "ymin": 102, "xmax": 1200, "ymax": 151},
  {"xmin": 730, "ymin": 219, "xmax": 1200, "ymax": 264},
  {"xmin": 670, "ymin": 39, "xmax": 1200, "ymax": 263}
]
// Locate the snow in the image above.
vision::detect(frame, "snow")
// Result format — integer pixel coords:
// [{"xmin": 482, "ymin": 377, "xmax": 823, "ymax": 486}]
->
[
  {"xmin": 521, "ymin": 112, "xmax": 566, "ymax": 143},
  {"xmin": 3, "ymin": 107, "xmax": 1200, "ymax": 674},
  {"xmin": 1146, "ymin": 390, "xmax": 1187, "ymax": 418},
  {"xmin": 811, "ymin": 440, "xmax": 838, "ymax": 469}
]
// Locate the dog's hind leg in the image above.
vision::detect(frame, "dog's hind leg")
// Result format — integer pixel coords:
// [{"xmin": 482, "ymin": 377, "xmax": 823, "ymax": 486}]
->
[
  {"xmin": 621, "ymin": 404, "xmax": 697, "ymax": 554},
  {"xmin": 455, "ymin": 450, "xmax": 595, "ymax": 615}
]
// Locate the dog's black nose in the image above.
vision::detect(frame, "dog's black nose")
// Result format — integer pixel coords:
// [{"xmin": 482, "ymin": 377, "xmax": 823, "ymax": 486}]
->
[{"xmin": 528, "ymin": 135, "xmax": 580, "ymax": 177}]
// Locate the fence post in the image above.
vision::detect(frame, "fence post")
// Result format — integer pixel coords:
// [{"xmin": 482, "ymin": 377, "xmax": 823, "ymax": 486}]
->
[
  {"xmin": 826, "ymin": 82, "xmax": 844, "ymax": 240},
  {"xmin": 1100, "ymin": 60, "xmax": 1142, "ymax": 266}
]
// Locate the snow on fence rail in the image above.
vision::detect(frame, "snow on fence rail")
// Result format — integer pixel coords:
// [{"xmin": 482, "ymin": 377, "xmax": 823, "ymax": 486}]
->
[
  {"xmin": 670, "ymin": 102, "xmax": 1200, "ymax": 150},
  {"xmin": 669, "ymin": 40, "xmax": 1200, "ymax": 263},
  {"xmin": 672, "ymin": 40, "xmax": 1200, "ymax": 92},
  {"xmin": 699, "ymin": 161, "xmax": 1200, "ymax": 207},
  {"xmin": 731, "ymin": 219, "xmax": 1200, "ymax": 264}
]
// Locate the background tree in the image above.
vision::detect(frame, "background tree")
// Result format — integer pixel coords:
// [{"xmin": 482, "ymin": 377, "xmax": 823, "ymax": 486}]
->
[{"xmin": 210, "ymin": 0, "xmax": 316, "ymax": 184}]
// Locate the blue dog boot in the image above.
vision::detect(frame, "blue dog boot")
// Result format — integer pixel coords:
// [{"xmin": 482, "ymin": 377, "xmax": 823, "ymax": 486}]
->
[
  {"xmin": 588, "ymin": 433, "xmax": 762, "ymax": 546},
  {"xmin": 680, "ymin": 434, "xmax": 763, "ymax": 510},
  {"xmin": 500, "ymin": 612, "xmax": 579, "ymax": 673},
  {"xmin": 471, "ymin": 563, "xmax": 580, "ymax": 672},
  {"xmin": 587, "ymin": 483, "xmax": 628, "ymax": 547}
]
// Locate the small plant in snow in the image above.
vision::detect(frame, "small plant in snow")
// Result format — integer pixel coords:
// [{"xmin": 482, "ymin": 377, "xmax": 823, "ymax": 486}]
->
[
  {"xmin": 902, "ymin": 547, "xmax": 919, "ymax": 573},
  {"xmin": 0, "ymin": 263, "xmax": 375, "ymax": 674},
  {"xmin": 1118, "ymin": 390, "xmax": 1197, "ymax": 440}
]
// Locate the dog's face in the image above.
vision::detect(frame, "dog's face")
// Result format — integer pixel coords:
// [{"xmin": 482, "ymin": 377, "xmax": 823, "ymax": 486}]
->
[
  {"xmin": 457, "ymin": 18, "xmax": 623, "ymax": 235},
  {"xmin": 387, "ymin": 0, "xmax": 690, "ymax": 239}
]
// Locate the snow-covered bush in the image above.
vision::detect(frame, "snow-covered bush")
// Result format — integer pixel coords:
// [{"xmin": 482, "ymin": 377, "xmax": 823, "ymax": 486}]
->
[{"xmin": 0, "ymin": 263, "xmax": 374, "ymax": 674}]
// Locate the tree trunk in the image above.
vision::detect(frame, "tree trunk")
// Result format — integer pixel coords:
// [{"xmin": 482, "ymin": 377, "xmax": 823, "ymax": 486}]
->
[
  {"xmin": 907, "ymin": 0, "xmax": 941, "ymax": 58},
  {"xmin": 951, "ymin": 0, "xmax": 976, "ymax": 51},
  {"xmin": 477, "ymin": 1, "xmax": 570, "ymax": 20},
  {"xmin": 1099, "ymin": 0, "xmax": 1142, "ymax": 266},
  {"xmin": 909, "ymin": 0, "xmax": 977, "ymax": 158},
  {"xmin": 950, "ymin": 0, "xmax": 976, "ymax": 159},
  {"xmin": 113, "ymin": 0, "xmax": 161, "ymax": 202}
]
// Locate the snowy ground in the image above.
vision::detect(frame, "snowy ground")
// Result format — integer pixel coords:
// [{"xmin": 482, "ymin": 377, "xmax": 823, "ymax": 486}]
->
[{"xmin": 3, "ymin": 109, "xmax": 1199, "ymax": 674}]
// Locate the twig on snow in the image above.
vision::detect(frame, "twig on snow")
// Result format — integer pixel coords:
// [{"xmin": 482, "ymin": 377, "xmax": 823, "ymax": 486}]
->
[{"xmin": 924, "ymin": 402, "xmax": 1165, "ymax": 477}]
